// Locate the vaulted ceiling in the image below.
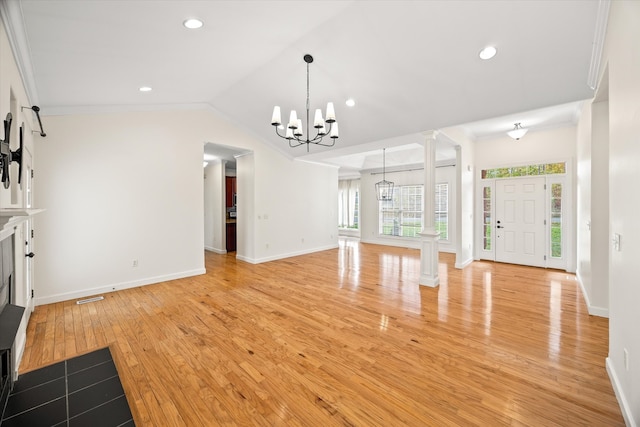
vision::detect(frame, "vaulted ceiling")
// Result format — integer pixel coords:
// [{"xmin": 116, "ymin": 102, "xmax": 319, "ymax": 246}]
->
[{"xmin": 9, "ymin": 1, "xmax": 600, "ymax": 170}]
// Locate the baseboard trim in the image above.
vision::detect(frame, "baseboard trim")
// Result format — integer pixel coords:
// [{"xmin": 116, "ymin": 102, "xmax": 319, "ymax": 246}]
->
[
  {"xmin": 34, "ymin": 268, "xmax": 207, "ymax": 306},
  {"xmin": 237, "ymin": 244, "xmax": 339, "ymax": 264},
  {"xmin": 606, "ymin": 357, "xmax": 637, "ymax": 427},
  {"xmin": 576, "ymin": 272, "xmax": 609, "ymax": 318},
  {"xmin": 454, "ymin": 257, "xmax": 474, "ymax": 269},
  {"xmin": 205, "ymin": 246, "xmax": 226, "ymax": 254}
]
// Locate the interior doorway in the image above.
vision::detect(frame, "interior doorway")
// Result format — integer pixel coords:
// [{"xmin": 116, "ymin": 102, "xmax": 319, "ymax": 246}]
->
[{"xmin": 203, "ymin": 143, "xmax": 251, "ymax": 255}]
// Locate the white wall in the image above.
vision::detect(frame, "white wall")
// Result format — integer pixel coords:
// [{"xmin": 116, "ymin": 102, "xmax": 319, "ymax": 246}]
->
[
  {"xmin": 599, "ymin": 1, "xmax": 640, "ymax": 424},
  {"xmin": 34, "ymin": 111, "xmax": 207, "ymax": 304},
  {"xmin": 439, "ymin": 129, "xmax": 475, "ymax": 268},
  {"xmin": 249, "ymin": 148, "xmax": 338, "ymax": 263},
  {"xmin": 475, "ymin": 126, "xmax": 576, "ymax": 167},
  {"xmin": 34, "ymin": 107, "xmax": 339, "ymax": 303},
  {"xmin": 590, "ymin": 99, "xmax": 610, "ymax": 316},
  {"xmin": 236, "ymin": 153, "xmax": 254, "ymax": 261},
  {"xmin": 203, "ymin": 160, "xmax": 225, "ymax": 253},
  {"xmin": 576, "ymin": 101, "xmax": 593, "ymax": 310}
]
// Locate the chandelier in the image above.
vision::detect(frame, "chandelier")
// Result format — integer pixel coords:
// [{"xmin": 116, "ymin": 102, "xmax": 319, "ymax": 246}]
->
[
  {"xmin": 270, "ymin": 54, "xmax": 338, "ymax": 151},
  {"xmin": 375, "ymin": 148, "xmax": 394, "ymax": 201}
]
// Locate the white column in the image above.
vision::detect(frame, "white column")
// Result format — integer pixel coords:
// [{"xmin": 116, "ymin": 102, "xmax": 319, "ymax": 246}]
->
[{"xmin": 419, "ymin": 131, "xmax": 440, "ymax": 287}]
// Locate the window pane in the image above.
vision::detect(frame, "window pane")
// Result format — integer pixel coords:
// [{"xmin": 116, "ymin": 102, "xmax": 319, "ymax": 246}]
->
[
  {"xmin": 379, "ymin": 184, "xmax": 424, "ymax": 238},
  {"xmin": 482, "ymin": 185, "xmax": 492, "ymax": 251},
  {"xmin": 550, "ymin": 183, "xmax": 562, "ymax": 258},
  {"xmin": 546, "ymin": 163, "xmax": 566, "ymax": 174},
  {"xmin": 482, "ymin": 163, "xmax": 566, "ymax": 180},
  {"xmin": 338, "ymin": 179, "xmax": 360, "ymax": 229},
  {"xmin": 435, "ymin": 183, "xmax": 448, "ymax": 240}
]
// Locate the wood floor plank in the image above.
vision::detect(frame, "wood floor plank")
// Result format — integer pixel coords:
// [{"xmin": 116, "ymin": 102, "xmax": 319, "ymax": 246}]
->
[{"xmin": 19, "ymin": 240, "xmax": 624, "ymax": 426}]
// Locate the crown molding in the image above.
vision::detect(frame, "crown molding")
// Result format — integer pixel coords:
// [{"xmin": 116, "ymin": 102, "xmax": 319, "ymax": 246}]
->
[
  {"xmin": 587, "ymin": 0, "xmax": 611, "ymax": 90},
  {"xmin": 0, "ymin": 0, "xmax": 39, "ymax": 106}
]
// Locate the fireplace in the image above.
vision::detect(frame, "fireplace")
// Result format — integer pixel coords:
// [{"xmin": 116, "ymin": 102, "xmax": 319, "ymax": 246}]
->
[{"xmin": 0, "ymin": 234, "xmax": 24, "ymax": 419}]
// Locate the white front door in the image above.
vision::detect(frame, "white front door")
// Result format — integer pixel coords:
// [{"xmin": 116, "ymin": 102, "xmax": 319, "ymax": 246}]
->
[{"xmin": 495, "ymin": 177, "xmax": 546, "ymax": 267}]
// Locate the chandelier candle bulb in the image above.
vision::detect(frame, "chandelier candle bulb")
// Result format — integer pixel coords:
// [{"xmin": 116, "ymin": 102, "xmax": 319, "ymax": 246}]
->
[
  {"xmin": 330, "ymin": 122, "xmax": 339, "ymax": 139},
  {"xmin": 314, "ymin": 109, "xmax": 324, "ymax": 128},
  {"xmin": 288, "ymin": 111, "xmax": 298, "ymax": 129},
  {"xmin": 271, "ymin": 106, "xmax": 281, "ymax": 126},
  {"xmin": 326, "ymin": 102, "xmax": 336, "ymax": 123}
]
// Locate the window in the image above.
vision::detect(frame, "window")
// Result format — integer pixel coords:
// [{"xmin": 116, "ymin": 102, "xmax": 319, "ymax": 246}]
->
[
  {"xmin": 481, "ymin": 162, "xmax": 566, "ymax": 179},
  {"xmin": 550, "ymin": 183, "xmax": 562, "ymax": 258},
  {"xmin": 379, "ymin": 185, "xmax": 423, "ymax": 237},
  {"xmin": 338, "ymin": 179, "xmax": 360, "ymax": 229},
  {"xmin": 482, "ymin": 186, "xmax": 492, "ymax": 250},
  {"xmin": 435, "ymin": 183, "xmax": 448, "ymax": 240}
]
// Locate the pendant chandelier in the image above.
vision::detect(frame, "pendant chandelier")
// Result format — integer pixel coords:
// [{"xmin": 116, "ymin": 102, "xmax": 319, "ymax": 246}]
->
[
  {"xmin": 375, "ymin": 148, "xmax": 394, "ymax": 201},
  {"xmin": 270, "ymin": 54, "xmax": 338, "ymax": 151}
]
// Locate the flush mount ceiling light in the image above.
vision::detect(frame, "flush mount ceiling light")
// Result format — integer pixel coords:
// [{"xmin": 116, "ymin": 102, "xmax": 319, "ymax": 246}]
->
[
  {"xmin": 138, "ymin": 86, "xmax": 152, "ymax": 92},
  {"xmin": 479, "ymin": 46, "xmax": 497, "ymax": 60},
  {"xmin": 271, "ymin": 54, "xmax": 338, "ymax": 151},
  {"xmin": 375, "ymin": 148, "xmax": 394, "ymax": 201},
  {"xmin": 345, "ymin": 98, "xmax": 355, "ymax": 107},
  {"xmin": 183, "ymin": 18, "xmax": 203, "ymax": 29},
  {"xmin": 507, "ymin": 123, "xmax": 528, "ymax": 140}
]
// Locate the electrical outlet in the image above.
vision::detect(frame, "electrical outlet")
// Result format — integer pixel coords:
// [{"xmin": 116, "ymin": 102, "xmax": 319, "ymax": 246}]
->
[{"xmin": 624, "ymin": 348, "xmax": 629, "ymax": 371}]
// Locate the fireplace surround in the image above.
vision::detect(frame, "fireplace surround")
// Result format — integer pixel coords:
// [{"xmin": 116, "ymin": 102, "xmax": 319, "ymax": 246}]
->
[
  {"xmin": 0, "ymin": 233, "xmax": 23, "ymax": 419},
  {"xmin": 0, "ymin": 209, "xmax": 42, "ymax": 419}
]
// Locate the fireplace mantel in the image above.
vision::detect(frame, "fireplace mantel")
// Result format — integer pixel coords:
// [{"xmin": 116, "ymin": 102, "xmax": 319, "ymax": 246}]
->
[{"xmin": 0, "ymin": 209, "xmax": 44, "ymax": 241}]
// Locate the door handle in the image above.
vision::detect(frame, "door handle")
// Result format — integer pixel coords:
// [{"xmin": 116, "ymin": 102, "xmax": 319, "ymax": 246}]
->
[
  {"xmin": 25, "ymin": 252, "xmax": 35, "ymax": 258},
  {"xmin": 496, "ymin": 225, "xmax": 503, "ymax": 229}
]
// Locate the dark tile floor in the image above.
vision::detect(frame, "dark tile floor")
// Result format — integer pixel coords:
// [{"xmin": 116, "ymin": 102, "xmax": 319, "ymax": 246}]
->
[{"xmin": 1, "ymin": 347, "xmax": 135, "ymax": 427}]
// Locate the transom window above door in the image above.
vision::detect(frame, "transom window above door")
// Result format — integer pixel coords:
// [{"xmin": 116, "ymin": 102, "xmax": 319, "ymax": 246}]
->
[{"xmin": 481, "ymin": 162, "xmax": 566, "ymax": 179}]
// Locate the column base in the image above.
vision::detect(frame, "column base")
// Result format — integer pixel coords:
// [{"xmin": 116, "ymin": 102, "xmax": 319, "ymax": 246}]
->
[{"xmin": 419, "ymin": 230, "xmax": 440, "ymax": 287}]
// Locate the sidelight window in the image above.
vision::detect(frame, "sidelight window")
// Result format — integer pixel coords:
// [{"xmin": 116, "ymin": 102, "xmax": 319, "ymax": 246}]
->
[
  {"xmin": 550, "ymin": 183, "xmax": 562, "ymax": 258},
  {"xmin": 482, "ymin": 186, "xmax": 492, "ymax": 250}
]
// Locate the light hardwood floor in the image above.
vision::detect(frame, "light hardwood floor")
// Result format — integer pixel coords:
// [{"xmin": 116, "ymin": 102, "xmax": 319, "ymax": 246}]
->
[{"xmin": 20, "ymin": 240, "xmax": 624, "ymax": 426}]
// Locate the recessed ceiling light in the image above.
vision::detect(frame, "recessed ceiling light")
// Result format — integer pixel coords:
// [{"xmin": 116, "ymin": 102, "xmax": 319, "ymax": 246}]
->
[
  {"xmin": 138, "ymin": 86, "xmax": 152, "ymax": 92},
  {"xmin": 183, "ymin": 18, "xmax": 203, "ymax": 29},
  {"xmin": 479, "ymin": 46, "xmax": 497, "ymax": 60},
  {"xmin": 346, "ymin": 98, "xmax": 356, "ymax": 107}
]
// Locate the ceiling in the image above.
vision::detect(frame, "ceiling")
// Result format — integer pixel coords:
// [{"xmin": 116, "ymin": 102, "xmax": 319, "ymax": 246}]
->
[{"xmin": 12, "ymin": 1, "xmax": 599, "ymax": 172}]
